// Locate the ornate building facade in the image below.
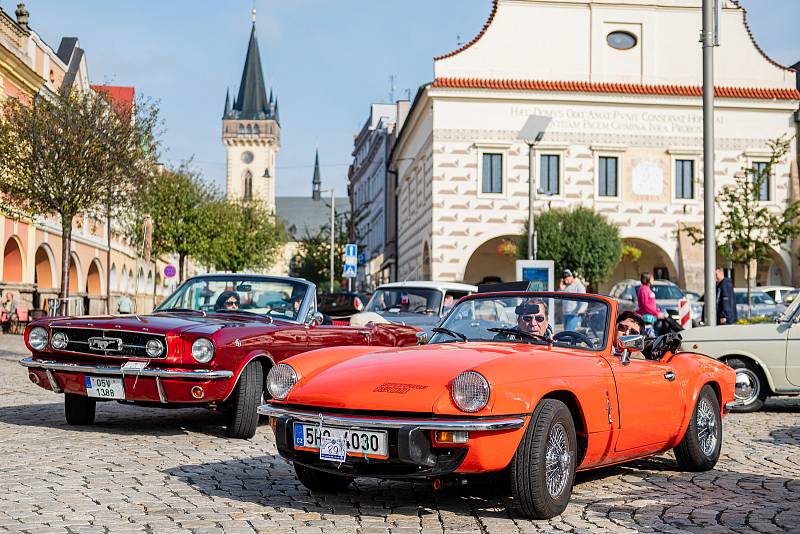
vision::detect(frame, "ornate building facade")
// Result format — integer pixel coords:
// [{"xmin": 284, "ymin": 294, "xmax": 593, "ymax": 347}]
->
[
  {"xmin": 391, "ymin": 0, "xmax": 799, "ymax": 292},
  {"xmin": 222, "ymin": 15, "xmax": 280, "ymax": 213}
]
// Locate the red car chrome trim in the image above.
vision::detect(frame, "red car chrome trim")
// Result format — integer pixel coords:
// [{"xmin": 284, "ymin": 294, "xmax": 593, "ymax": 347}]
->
[
  {"xmin": 20, "ymin": 358, "xmax": 233, "ymax": 380},
  {"xmin": 258, "ymin": 404, "xmax": 526, "ymax": 431}
]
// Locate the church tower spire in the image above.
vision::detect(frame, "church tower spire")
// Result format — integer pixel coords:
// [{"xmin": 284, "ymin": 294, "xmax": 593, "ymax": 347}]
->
[{"xmin": 312, "ymin": 148, "xmax": 322, "ymax": 201}]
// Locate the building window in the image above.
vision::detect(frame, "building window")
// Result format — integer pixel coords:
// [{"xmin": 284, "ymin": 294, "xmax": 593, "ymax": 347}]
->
[
  {"xmin": 752, "ymin": 161, "xmax": 769, "ymax": 201},
  {"xmin": 482, "ymin": 153, "xmax": 503, "ymax": 194},
  {"xmin": 607, "ymin": 31, "xmax": 637, "ymax": 50},
  {"xmin": 675, "ymin": 159, "xmax": 694, "ymax": 199},
  {"xmin": 243, "ymin": 170, "xmax": 253, "ymax": 200},
  {"xmin": 599, "ymin": 156, "xmax": 618, "ymax": 197},
  {"xmin": 539, "ymin": 155, "xmax": 560, "ymax": 195}
]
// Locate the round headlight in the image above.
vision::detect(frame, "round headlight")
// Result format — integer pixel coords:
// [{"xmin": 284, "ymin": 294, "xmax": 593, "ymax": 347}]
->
[
  {"xmin": 267, "ymin": 363, "xmax": 298, "ymax": 400},
  {"xmin": 146, "ymin": 339, "xmax": 164, "ymax": 358},
  {"xmin": 51, "ymin": 331, "xmax": 68, "ymax": 350},
  {"xmin": 451, "ymin": 371, "xmax": 490, "ymax": 413},
  {"xmin": 28, "ymin": 327, "xmax": 49, "ymax": 351},
  {"xmin": 191, "ymin": 338, "xmax": 215, "ymax": 363}
]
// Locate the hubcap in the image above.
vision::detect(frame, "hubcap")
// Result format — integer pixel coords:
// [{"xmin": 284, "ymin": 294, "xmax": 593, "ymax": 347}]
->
[
  {"xmin": 696, "ymin": 398, "xmax": 719, "ymax": 457},
  {"xmin": 734, "ymin": 368, "xmax": 760, "ymax": 406},
  {"xmin": 545, "ymin": 422, "xmax": 571, "ymax": 498}
]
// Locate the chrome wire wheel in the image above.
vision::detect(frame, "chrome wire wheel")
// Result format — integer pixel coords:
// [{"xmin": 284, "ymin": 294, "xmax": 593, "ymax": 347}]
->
[
  {"xmin": 696, "ymin": 397, "xmax": 719, "ymax": 457},
  {"xmin": 734, "ymin": 368, "xmax": 760, "ymax": 406},
  {"xmin": 545, "ymin": 422, "xmax": 571, "ymax": 498}
]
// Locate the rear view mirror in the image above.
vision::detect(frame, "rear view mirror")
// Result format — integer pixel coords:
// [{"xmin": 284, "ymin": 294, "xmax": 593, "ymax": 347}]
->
[{"xmin": 416, "ymin": 331, "xmax": 428, "ymax": 345}]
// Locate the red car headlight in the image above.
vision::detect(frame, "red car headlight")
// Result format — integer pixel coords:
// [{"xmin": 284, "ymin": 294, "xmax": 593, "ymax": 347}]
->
[
  {"xmin": 451, "ymin": 371, "xmax": 490, "ymax": 413},
  {"xmin": 28, "ymin": 327, "xmax": 49, "ymax": 351}
]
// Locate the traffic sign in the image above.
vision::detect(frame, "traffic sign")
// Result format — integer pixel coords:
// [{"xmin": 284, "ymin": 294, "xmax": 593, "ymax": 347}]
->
[
  {"xmin": 342, "ymin": 263, "xmax": 357, "ymax": 278},
  {"xmin": 345, "ymin": 243, "xmax": 358, "ymax": 266},
  {"xmin": 163, "ymin": 264, "xmax": 177, "ymax": 279}
]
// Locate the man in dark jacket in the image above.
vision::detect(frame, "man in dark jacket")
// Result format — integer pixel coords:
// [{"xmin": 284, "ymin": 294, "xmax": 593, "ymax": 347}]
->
[{"xmin": 715, "ymin": 267, "xmax": 737, "ymax": 325}]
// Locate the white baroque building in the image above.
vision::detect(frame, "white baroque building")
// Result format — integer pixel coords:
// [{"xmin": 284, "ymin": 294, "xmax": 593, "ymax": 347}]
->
[{"xmin": 391, "ymin": 0, "xmax": 799, "ymax": 291}]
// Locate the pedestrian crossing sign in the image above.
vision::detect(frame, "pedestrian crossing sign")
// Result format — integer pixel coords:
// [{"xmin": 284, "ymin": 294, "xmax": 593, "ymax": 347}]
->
[{"xmin": 343, "ymin": 263, "xmax": 357, "ymax": 278}]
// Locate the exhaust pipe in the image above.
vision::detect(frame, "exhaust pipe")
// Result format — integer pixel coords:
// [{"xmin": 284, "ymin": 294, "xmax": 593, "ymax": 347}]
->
[{"xmin": 432, "ymin": 478, "xmax": 443, "ymax": 491}]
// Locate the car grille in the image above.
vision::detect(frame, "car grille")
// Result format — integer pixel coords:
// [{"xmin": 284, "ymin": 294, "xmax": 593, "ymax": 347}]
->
[{"xmin": 50, "ymin": 327, "xmax": 168, "ymax": 359}]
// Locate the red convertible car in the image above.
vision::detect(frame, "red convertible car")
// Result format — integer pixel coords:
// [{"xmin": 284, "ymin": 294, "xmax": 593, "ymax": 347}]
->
[
  {"xmin": 259, "ymin": 292, "xmax": 736, "ymax": 519},
  {"xmin": 20, "ymin": 274, "xmax": 420, "ymax": 438}
]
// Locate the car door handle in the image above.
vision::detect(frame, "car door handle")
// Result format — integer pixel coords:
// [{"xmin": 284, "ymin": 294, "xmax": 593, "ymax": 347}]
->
[{"xmin": 664, "ymin": 371, "xmax": 676, "ymax": 381}]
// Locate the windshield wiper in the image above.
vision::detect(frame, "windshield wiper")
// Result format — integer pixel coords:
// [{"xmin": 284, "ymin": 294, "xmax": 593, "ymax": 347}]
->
[
  {"xmin": 156, "ymin": 308, "xmax": 206, "ymax": 316},
  {"xmin": 432, "ymin": 327, "xmax": 467, "ymax": 342},
  {"xmin": 215, "ymin": 309, "xmax": 274, "ymax": 322},
  {"xmin": 487, "ymin": 327, "xmax": 553, "ymax": 344}
]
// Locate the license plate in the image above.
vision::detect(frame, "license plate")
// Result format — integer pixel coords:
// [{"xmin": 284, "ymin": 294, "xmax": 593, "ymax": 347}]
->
[
  {"xmin": 293, "ymin": 423, "xmax": 389, "ymax": 460},
  {"xmin": 85, "ymin": 376, "xmax": 125, "ymax": 399}
]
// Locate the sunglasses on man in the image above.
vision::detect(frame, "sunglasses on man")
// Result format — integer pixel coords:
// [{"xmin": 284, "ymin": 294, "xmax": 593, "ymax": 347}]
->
[{"xmin": 520, "ymin": 314, "xmax": 546, "ymax": 324}]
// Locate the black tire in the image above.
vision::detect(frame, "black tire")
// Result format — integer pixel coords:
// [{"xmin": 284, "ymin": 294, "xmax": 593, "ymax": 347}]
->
[
  {"xmin": 725, "ymin": 357, "xmax": 767, "ymax": 412},
  {"xmin": 294, "ymin": 464, "xmax": 352, "ymax": 493},
  {"xmin": 64, "ymin": 393, "xmax": 96, "ymax": 425},
  {"xmin": 674, "ymin": 385, "xmax": 722, "ymax": 471},
  {"xmin": 510, "ymin": 399, "xmax": 577, "ymax": 519},
  {"xmin": 225, "ymin": 363, "xmax": 263, "ymax": 439}
]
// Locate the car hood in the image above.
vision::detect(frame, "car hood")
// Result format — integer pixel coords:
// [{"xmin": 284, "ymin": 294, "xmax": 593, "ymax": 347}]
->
[
  {"xmin": 41, "ymin": 312, "xmax": 278, "ymax": 336},
  {"xmin": 285, "ymin": 342, "xmax": 585, "ymax": 413}
]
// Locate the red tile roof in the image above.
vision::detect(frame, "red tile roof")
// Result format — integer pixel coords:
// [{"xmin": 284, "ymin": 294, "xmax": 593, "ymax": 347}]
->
[
  {"xmin": 90, "ymin": 85, "xmax": 135, "ymax": 117},
  {"xmin": 432, "ymin": 77, "xmax": 800, "ymax": 101},
  {"xmin": 434, "ymin": 0, "xmax": 498, "ymax": 61}
]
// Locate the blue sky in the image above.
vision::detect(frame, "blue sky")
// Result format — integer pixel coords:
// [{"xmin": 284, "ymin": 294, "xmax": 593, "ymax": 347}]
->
[{"xmin": 26, "ymin": 0, "xmax": 800, "ymax": 197}]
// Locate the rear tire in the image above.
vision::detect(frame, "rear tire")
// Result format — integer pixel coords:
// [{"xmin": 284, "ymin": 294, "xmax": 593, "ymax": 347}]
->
[
  {"xmin": 725, "ymin": 357, "xmax": 767, "ymax": 412},
  {"xmin": 510, "ymin": 399, "xmax": 577, "ymax": 519},
  {"xmin": 225, "ymin": 363, "xmax": 263, "ymax": 439},
  {"xmin": 674, "ymin": 385, "xmax": 722, "ymax": 471},
  {"xmin": 294, "ymin": 464, "xmax": 352, "ymax": 493},
  {"xmin": 64, "ymin": 393, "xmax": 96, "ymax": 425}
]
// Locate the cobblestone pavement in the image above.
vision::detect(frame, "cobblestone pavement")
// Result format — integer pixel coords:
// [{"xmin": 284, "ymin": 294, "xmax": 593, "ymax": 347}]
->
[{"xmin": 0, "ymin": 334, "xmax": 798, "ymax": 533}]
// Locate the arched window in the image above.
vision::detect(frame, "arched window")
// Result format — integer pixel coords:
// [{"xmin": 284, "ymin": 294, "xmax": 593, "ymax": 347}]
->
[
  {"xmin": 243, "ymin": 170, "xmax": 253, "ymax": 200},
  {"xmin": 253, "ymin": 124, "xmax": 260, "ymax": 136},
  {"xmin": 238, "ymin": 124, "xmax": 245, "ymax": 134},
  {"xmin": 422, "ymin": 242, "xmax": 431, "ymax": 281},
  {"xmin": 246, "ymin": 124, "xmax": 253, "ymax": 135}
]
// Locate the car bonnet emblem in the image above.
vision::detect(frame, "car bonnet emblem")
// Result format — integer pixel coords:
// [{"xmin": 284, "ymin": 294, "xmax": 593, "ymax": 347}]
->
[{"xmin": 88, "ymin": 337, "xmax": 123, "ymax": 352}]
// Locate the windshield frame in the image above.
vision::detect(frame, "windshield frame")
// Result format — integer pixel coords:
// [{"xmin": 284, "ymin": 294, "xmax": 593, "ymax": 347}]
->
[
  {"xmin": 433, "ymin": 291, "xmax": 612, "ymax": 352},
  {"xmin": 364, "ymin": 287, "xmax": 445, "ymax": 315},
  {"xmin": 154, "ymin": 274, "xmax": 316, "ymax": 324}
]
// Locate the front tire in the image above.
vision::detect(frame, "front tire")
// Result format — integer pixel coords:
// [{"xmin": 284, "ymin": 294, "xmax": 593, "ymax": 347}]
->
[
  {"xmin": 673, "ymin": 385, "xmax": 722, "ymax": 471},
  {"xmin": 725, "ymin": 357, "xmax": 767, "ymax": 412},
  {"xmin": 64, "ymin": 393, "xmax": 96, "ymax": 425},
  {"xmin": 225, "ymin": 363, "xmax": 263, "ymax": 439},
  {"xmin": 294, "ymin": 464, "xmax": 352, "ymax": 493},
  {"xmin": 510, "ymin": 399, "xmax": 577, "ymax": 519}
]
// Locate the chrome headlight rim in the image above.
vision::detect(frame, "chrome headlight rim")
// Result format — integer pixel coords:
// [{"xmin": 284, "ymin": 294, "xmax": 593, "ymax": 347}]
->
[
  {"xmin": 28, "ymin": 326, "xmax": 49, "ymax": 351},
  {"xmin": 51, "ymin": 331, "xmax": 69, "ymax": 350},
  {"xmin": 191, "ymin": 338, "xmax": 215, "ymax": 363},
  {"xmin": 267, "ymin": 363, "xmax": 298, "ymax": 400},
  {"xmin": 145, "ymin": 339, "xmax": 164, "ymax": 358},
  {"xmin": 451, "ymin": 371, "xmax": 490, "ymax": 413}
]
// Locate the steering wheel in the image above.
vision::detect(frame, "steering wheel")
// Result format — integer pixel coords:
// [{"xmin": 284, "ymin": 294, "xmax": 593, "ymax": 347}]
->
[{"xmin": 553, "ymin": 330, "xmax": 594, "ymax": 348}]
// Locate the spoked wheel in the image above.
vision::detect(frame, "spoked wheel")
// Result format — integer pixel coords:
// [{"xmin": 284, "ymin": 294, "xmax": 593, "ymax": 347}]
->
[
  {"xmin": 674, "ymin": 385, "xmax": 722, "ymax": 471},
  {"xmin": 510, "ymin": 399, "xmax": 577, "ymax": 519}
]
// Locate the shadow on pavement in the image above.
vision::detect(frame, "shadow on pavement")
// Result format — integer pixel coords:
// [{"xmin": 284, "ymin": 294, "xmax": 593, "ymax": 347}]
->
[
  {"xmin": 769, "ymin": 426, "xmax": 800, "ymax": 445},
  {"xmin": 760, "ymin": 397, "xmax": 800, "ymax": 413}
]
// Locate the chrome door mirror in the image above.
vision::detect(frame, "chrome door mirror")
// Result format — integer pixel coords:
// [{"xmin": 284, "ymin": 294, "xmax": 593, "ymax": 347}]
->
[
  {"xmin": 618, "ymin": 334, "xmax": 644, "ymax": 365},
  {"xmin": 309, "ymin": 312, "xmax": 325, "ymax": 326},
  {"xmin": 416, "ymin": 331, "xmax": 428, "ymax": 345}
]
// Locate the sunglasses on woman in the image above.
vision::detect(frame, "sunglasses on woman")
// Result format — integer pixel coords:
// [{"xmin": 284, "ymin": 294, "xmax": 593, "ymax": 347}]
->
[
  {"xmin": 616, "ymin": 323, "xmax": 641, "ymax": 335},
  {"xmin": 224, "ymin": 299, "xmax": 239, "ymax": 308}
]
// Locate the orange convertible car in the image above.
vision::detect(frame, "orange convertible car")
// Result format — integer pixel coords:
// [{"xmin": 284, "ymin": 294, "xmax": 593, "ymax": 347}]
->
[{"xmin": 258, "ymin": 292, "xmax": 735, "ymax": 519}]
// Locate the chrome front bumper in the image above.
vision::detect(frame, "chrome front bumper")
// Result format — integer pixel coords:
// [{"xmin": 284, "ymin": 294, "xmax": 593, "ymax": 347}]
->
[
  {"xmin": 258, "ymin": 404, "xmax": 526, "ymax": 431},
  {"xmin": 20, "ymin": 357, "xmax": 234, "ymax": 380}
]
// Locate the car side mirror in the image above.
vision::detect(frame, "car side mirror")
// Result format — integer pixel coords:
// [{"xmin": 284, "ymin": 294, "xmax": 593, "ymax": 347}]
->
[
  {"xmin": 619, "ymin": 334, "xmax": 644, "ymax": 365},
  {"xmin": 416, "ymin": 331, "xmax": 428, "ymax": 345},
  {"xmin": 309, "ymin": 312, "xmax": 325, "ymax": 326}
]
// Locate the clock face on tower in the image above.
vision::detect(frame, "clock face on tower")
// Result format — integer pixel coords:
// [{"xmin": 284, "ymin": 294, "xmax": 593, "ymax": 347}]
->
[{"xmin": 241, "ymin": 151, "xmax": 254, "ymax": 164}]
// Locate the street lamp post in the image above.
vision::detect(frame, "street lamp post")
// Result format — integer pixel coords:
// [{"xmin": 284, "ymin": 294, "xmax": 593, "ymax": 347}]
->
[
  {"xmin": 518, "ymin": 116, "xmax": 552, "ymax": 260},
  {"xmin": 314, "ymin": 187, "xmax": 336, "ymax": 292},
  {"xmin": 701, "ymin": 0, "xmax": 718, "ymax": 325}
]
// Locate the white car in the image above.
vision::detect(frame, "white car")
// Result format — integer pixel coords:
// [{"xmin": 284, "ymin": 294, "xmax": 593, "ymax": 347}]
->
[
  {"xmin": 680, "ymin": 297, "xmax": 800, "ymax": 412},
  {"xmin": 759, "ymin": 285, "xmax": 796, "ymax": 304}
]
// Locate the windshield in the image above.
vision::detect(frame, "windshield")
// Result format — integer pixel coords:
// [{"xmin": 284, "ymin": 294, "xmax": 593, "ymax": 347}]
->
[
  {"xmin": 156, "ymin": 276, "xmax": 310, "ymax": 321},
  {"xmin": 430, "ymin": 293, "xmax": 610, "ymax": 350},
  {"xmin": 364, "ymin": 288, "xmax": 443, "ymax": 315},
  {"xmin": 652, "ymin": 284, "xmax": 684, "ymax": 300},
  {"xmin": 735, "ymin": 291, "xmax": 776, "ymax": 306}
]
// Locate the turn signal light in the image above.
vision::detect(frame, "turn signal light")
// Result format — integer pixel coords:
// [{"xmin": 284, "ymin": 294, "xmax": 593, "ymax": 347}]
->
[
  {"xmin": 191, "ymin": 386, "xmax": 205, "ymax": 399},
  {"xmin": 434, "ymin": 430, "xmax": 468, "ymax": 444}
]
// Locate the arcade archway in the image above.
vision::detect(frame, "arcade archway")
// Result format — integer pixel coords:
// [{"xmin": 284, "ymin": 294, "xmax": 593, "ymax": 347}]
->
[
  {"xmin": 2, "ymin": 236, "xmax": 24, "ymax": 282},
  {"xmin": 34, "ymin": 244, "xmax": 56, "ymax": 289},
  {"xmin": 463, "ymin": 235, "xmax": 519, "ymax": 285}
]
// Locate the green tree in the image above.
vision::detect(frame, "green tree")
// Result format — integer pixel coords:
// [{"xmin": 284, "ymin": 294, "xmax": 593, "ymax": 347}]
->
[
  {"xmin": 198, "ymin": 199, "xmax": 286, "ymax": 273},
  {"xmin": 0, "ymin": 88, "xmax": 160, "ymax": 313},
  {"xmin": 518, "ymin": 207, "xmax": 622, "ymax": 290},
  {"xmin": 289, "ymin": 210, "xmax": 353, "ymax": 292},
  {"xmin": 683, "ymin": 136, "xmax": 800, "ymax": 318}
]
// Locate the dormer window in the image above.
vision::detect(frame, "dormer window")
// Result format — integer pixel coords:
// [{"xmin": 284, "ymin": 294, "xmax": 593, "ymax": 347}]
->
[{"xmin": 607, "ymin": 31, "xmax": 637, "ymax": 50}]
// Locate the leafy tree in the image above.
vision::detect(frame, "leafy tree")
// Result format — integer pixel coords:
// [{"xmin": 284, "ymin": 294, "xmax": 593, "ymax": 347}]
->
[
  {"xmin": 197, "ymin": 199, "xmax": 286, "ymax": 273},
  {"xmin": 0, "ymin": 88, "xmax": 160, "ymax": 313},
  {"xmin": 683, "ymin": 136, "xmax": 800, "ymax": 318},
  {"xmin": 289, "ymin": 210, "xmax": 353, "ymax": 292},
  {"xmin": 518, "ymin": 207, "xmax": 622, "ymax": 290}
]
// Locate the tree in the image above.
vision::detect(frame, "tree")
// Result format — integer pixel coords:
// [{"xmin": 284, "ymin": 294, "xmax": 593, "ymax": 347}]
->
[
  {"xmin": 0, "ymin": 88, "xmax": 160, "ymax": 313},
  {"xmin": 197, "ymin": 199, "xmax": 286, "ymax": 273},
  {"xmin": 289, "ymin": 210, "xmax": 352, "ymax": 292},
  {"xmin": 518, "ymin": 207, "xmax": 622, "ymax": 290},
  {"xmin": 683, "ymin": 136, "xmax": 800, "ymax": 318}
]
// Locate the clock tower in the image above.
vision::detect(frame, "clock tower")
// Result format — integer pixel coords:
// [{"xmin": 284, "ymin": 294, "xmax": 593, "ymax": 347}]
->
[{"xmin": 222, "ymin": 10, "xmax": 280, "ymax": 212}]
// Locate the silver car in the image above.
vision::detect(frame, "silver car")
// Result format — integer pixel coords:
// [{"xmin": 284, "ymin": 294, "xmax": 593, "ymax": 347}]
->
[{"xmin": 734, "ymin": 289, "xmax": 786, "ymax": 320}]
